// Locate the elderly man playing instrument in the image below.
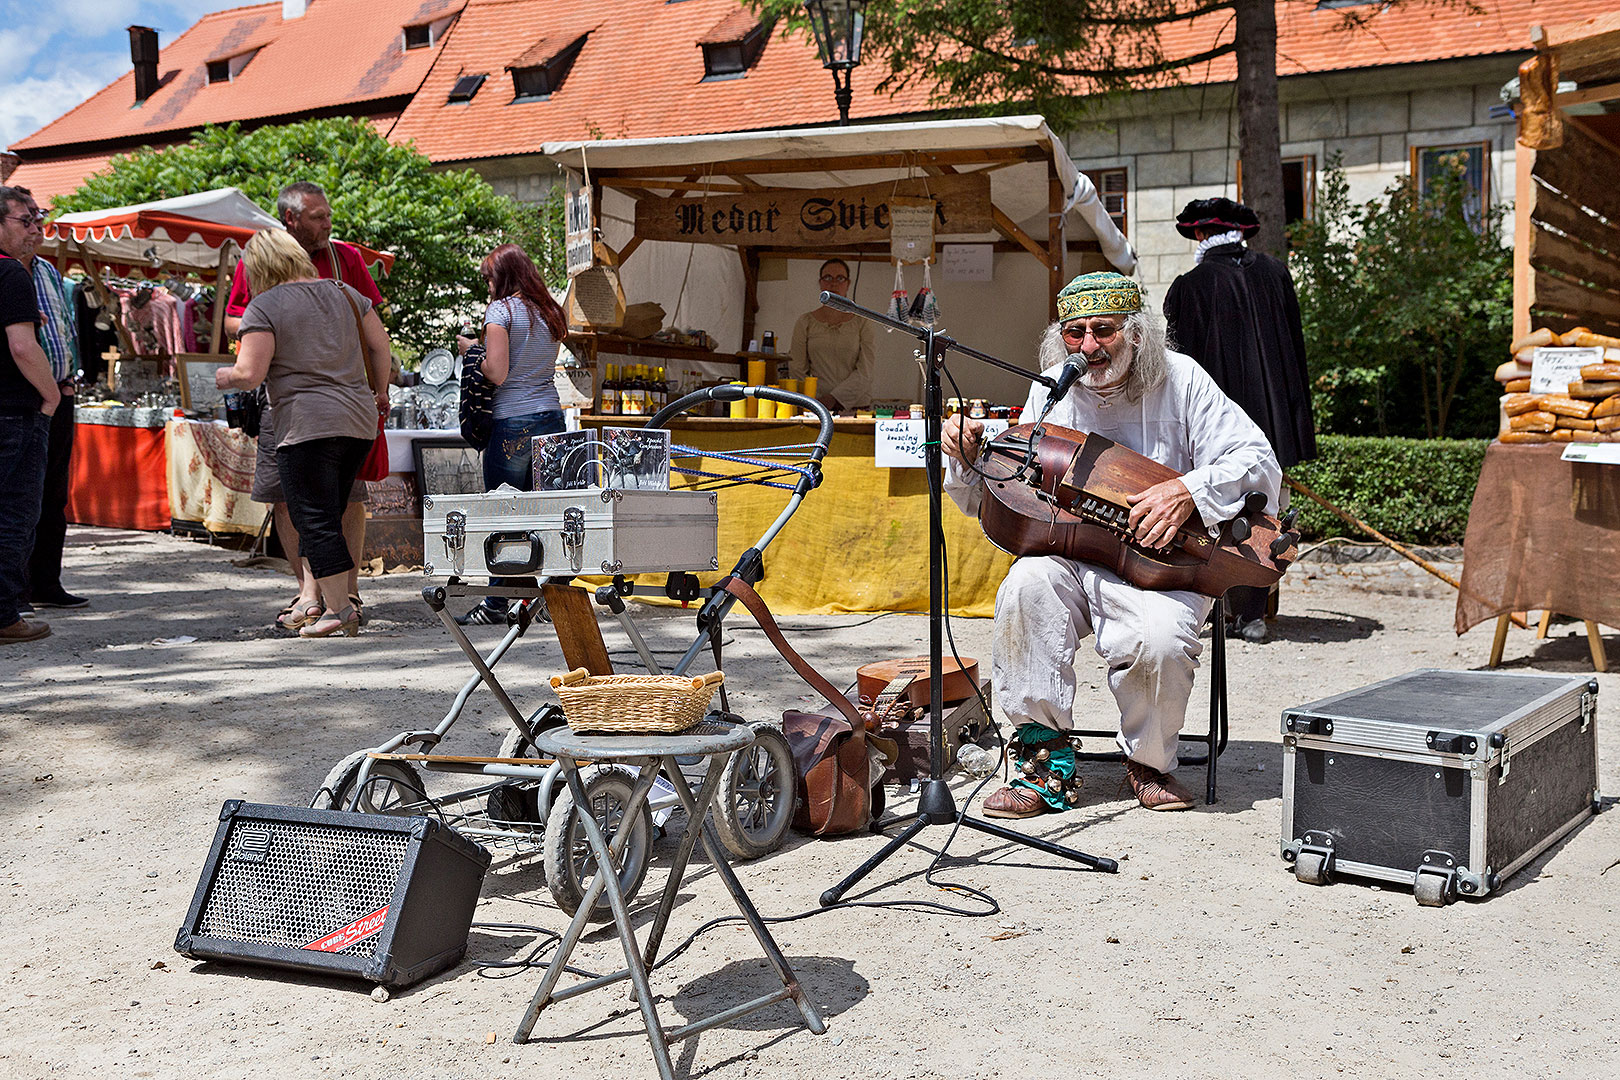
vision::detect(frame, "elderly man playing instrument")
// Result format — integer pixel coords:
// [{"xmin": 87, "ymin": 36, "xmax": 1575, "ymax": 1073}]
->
[{"xmin": 942, "ymin": 272, "xmax": 1281, "ymax": 814}]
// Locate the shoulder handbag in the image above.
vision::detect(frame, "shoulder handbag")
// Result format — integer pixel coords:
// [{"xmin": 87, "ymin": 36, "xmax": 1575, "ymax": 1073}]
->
[
  {"xmin": 459, "ymin": 343, "xmax": 495, "ymax": 451},
  {"xmin": 336, "ymin": 282, "xmax": 391, "ymax": 482},
  {"xmin": 719, "ymin": 577, "xmax": 897, "ymax": 837}
]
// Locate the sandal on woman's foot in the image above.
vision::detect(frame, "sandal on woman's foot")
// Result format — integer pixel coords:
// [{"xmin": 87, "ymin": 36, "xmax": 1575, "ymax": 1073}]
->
[
  {"xmin": 277, "ymin": 600, "xmax": 323, "ymax": 631},
  {"xmin": 349, "ymin": 594, "xmax": 368, "ymax": 626},
  {"xmin": 300, "ymin": 606, "xmax": 360, "ymax": 638}
]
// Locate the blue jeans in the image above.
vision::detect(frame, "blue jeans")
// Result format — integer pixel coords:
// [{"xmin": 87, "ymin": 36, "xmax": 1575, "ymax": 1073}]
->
[
  {"xmin": 0, "ymin": 412, "xmax": 50, "ymax": 627},
  {"xmin": 480, "ymin": 411, "xmax": 565, "ymax": 609}
]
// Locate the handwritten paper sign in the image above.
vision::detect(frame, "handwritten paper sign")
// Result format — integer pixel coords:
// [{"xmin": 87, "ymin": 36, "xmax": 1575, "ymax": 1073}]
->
[
  {"xmin": 565, "ymin": 172, "xmax": 594, "ymax": 277},
  {"xmin": 1531, "ymin": 346, "xmax": 1602, "ymax": 394},
  {"xmin": 889, "ymin": 196, "xmax": 936, "ymax": 264},
  {"xmin": 875, "ymin": 418, "xmax": 1009, "ymax": 468},
  {"xmin": 941, "ymin": 244, "xmax": 993, "ymax": 282}
]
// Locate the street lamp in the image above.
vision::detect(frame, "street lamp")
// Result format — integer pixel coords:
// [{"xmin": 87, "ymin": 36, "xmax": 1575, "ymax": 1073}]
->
[{"xmin": 802, "ymin": 0, "xmax": 867, "ymax": 126}]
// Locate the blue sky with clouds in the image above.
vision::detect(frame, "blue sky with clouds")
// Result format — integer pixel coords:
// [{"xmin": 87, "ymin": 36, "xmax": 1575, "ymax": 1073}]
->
[{"xmin": 1, "ymin": 1, "xmax": 238, "ymax": 149}]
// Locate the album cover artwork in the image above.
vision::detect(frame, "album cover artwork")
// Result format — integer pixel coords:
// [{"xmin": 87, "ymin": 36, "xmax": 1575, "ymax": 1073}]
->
[
  {"xmin": 598, "ymin": 427, "xmax": 671, "ymax": 490},
  {"xmin": 531, "ymin": 430, "xmax": 599, "ymax": 490}
]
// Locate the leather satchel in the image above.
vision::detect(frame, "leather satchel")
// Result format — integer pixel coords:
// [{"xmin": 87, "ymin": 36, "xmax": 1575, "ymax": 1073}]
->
[{"xmin": 719, "ymin": 578, "xmax": 895, "ymax": 837}]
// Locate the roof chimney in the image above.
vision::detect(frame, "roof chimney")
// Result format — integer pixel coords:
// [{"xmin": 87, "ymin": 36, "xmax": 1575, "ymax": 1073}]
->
[
  {"xmin": 128, "ymin": 26, "xmax": 159, "ymax": 103},
  {"xmin": 283, "ymin": 0, "xmax": 308, "ymax": 19}
]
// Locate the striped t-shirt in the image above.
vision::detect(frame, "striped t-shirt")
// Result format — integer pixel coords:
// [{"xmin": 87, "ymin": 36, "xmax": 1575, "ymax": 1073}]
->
[{"xmin": 486, "ymin": 296, "xmax": 562, "ymax": 420}]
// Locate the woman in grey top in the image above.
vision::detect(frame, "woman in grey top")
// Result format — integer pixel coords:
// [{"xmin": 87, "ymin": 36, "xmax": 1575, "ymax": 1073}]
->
[
  {"xmin": 218, "ymin": 229, "xmax": 391, "ymax": 637},
  {"xmin": 457, "ymin": 243, "xmax": 569, "ymax": 626}
]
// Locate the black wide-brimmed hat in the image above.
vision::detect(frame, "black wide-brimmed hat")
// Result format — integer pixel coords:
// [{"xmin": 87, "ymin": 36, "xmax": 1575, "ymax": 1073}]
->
[{"xmin": 1175, "ymin": 197, "xmax": 1260, "ymax": 239}]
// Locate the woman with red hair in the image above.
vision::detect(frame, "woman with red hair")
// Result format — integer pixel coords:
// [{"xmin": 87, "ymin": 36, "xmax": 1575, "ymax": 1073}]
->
[{"xmin": 458, "ymin": 244, "xmax": 570, "ymax": 625}]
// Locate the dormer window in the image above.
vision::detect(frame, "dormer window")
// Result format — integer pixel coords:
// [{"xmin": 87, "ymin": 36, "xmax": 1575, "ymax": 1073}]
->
[
  {"xmin": 206, "ymin": 47, "xmax": 260, "ymax": 84},
  {"xmin": 403, "ymin": 14, "xmax": 456, "ymax": 52},
  {"xmin": 507, "ymin": 33, "xmax": 588, "ymax": 102},
  {"xmin": 447, "ymin": 73, "xmax": 486, "ymax": 103},
  {"xmin": 698, "ymin": 12, "xmax": 769, "ymax": 80}
]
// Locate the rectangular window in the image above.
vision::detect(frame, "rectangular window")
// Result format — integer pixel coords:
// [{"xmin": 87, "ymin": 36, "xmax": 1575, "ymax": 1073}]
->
[
  {"xmin": 1281, "ymin": 155, "xmax": 1315, "ymax": 226},
  {"xmin": 509, "ymin": 34, "xmax": 587, "ymax": 102},
  {"xmin": 1413, "ymin": 141, "xmax": 1489, "ymax": 223},
  {"xmin": 1082, "ymin": 167, "xmax": 1128, "ymax": 235},
  {"xmin": 404, "ymin": 24, "xmax": 432, "ymax": 49},
  {"xmin": 447, "ymin": 73, "xmax": 486, "ymax": 103},
  {"xmin": 206, "ymin": 59, "xmax": 231, "ymax": 84}
]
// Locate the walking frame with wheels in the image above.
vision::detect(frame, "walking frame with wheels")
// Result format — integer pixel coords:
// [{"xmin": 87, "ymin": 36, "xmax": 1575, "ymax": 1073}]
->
[{"xmin": 311, "ymin": 385, "xmax": 837, "ymax": 918}]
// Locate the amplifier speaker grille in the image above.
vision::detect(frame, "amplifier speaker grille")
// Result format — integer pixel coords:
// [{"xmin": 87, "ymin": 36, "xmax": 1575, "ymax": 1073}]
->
[{"xmin": 177, "ymin": 801, "xmax": 491, "ymax": 987}]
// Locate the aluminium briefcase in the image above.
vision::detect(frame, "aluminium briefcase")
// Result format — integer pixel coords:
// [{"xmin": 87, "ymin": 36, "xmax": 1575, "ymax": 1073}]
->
[
  {"xmin": 1280, "ymin": 669, "xmax": 1599, "ymax": 905},
  {"xmin": 422, "ymin": 487, "xmax": 719, "ymax": 579}
]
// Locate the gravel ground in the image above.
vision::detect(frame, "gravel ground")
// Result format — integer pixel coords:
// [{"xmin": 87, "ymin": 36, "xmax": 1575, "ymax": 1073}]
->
[{"xmin": 1, "ymin": 526, "xmax": 1616, "ymax": 1080}]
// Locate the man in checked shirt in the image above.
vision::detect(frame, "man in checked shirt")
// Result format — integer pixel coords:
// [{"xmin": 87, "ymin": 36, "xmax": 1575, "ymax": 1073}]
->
[{"xmin": 0, "ymin": 187, "xmax": 85, "ymax": 612}]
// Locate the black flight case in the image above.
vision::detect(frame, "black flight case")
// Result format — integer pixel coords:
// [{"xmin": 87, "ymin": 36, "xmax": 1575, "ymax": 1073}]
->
[{"xmin": 1280, "ymin": 669, "xmax": 1600, "ymax": 906}]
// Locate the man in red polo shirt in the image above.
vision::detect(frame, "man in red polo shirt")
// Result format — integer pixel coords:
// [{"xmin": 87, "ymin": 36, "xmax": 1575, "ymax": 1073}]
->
[{"xmin": 225, "ymin": 181, "xmax": 388, "ymax": 629}]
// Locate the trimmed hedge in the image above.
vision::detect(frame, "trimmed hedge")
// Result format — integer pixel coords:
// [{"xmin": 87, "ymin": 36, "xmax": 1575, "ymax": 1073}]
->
[{"xmin": 1287, "ymin": 435, "xmax": 1489, "ymax": 547}]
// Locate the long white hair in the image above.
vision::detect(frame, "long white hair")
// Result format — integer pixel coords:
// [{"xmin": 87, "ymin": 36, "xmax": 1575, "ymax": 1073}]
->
[{"xmin": 1039, "ymin": 309, "xmax": 1171, "ymax": 403}]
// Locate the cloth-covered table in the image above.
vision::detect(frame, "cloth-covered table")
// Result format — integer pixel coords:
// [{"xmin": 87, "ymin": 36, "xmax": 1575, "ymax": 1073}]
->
[
  {"xmin": 68, "ymin": 407, "xmax": 170, "ymax": 531},
  {"xmin": 1455, "ymin": 442, "xmax": 1620, "ymax": 667},
  {"xmin": 580, "ymin": 416, "xmax": 1015, "ymax": 616},
  {"xmin": 165, "ymin": 418, "xmax": 265, "ymax": 534}
]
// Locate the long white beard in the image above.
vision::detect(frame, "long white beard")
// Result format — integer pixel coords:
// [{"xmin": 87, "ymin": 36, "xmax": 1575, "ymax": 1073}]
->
[{"xmin": 1079, "ymin": 349, "xmax": 1132, "ymax": 395}]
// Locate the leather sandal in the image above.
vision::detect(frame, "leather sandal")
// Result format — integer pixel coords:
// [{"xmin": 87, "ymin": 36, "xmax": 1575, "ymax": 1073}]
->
[
  {"xmin": 349, "ymin": 594, "xmax": 367, "ymax": 626},
  {"xmin": 1124, "ymin": 760, "xmax": 1196, "ymax": 811},
  {"xmin": 300, "ymin": 606, "xmax": 360, "ymax": 638},
  {"xmin": 982, "ymin": 785, "xmax": 1050, "ymax": 819},
  {"xmin": 277, "ymin": 600, "xmax": 323, "ymax": 631}
]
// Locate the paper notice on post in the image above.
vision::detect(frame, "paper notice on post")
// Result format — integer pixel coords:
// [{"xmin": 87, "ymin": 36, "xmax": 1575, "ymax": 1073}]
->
[
  {"xmin": 875, "ymin": 418, "xmax": 1008, "ymax": 468},
  {"xmin": 889, "ymin": 196, "xmax": 936, "ymax": 264},
  {"xmin": 941, "ymin": 244, "xmax": 993, "ymax": 282},
  {"xmin": 1531, "ymin": 346, "xmax": 1602, "ymax": 394}
]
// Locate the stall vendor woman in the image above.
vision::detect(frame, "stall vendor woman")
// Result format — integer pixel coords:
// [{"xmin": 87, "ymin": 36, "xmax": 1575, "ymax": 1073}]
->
[{"xmin": 788, "ymin": 258, "xmax": 875, "ymax": 411}]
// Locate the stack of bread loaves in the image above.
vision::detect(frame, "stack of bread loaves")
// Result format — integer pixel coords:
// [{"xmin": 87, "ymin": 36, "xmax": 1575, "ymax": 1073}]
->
[{"xmin": 1497, "ymin": 326, "xmax": 1620, "ymax": 444}]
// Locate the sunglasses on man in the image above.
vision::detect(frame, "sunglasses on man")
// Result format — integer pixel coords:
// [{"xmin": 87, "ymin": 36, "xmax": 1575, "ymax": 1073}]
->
[{"xmin": 1060, "ymin": 320, "xmax": 1121, "ymax": 345}]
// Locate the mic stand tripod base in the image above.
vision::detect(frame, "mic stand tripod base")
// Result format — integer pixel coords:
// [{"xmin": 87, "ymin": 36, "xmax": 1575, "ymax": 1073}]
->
[{"xmin": 818, "ymin": 779, "xmax": 1120, "ymax": 907}]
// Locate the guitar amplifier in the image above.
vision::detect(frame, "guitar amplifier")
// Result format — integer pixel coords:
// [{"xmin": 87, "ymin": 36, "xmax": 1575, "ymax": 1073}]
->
[{"xmin": 175, "ymin": 801, "xmax": 491, "ymax": 988}]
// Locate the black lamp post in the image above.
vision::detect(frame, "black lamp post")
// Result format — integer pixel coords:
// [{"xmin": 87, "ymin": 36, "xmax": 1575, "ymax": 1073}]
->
[{"xmin": 803, "ymin": 0, "xmax": 867, "ymax": 125}]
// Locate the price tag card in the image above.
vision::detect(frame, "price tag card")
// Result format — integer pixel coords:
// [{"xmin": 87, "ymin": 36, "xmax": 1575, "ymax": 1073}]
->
[
  {"xmin": 1530, "ymin": 346, "xmax": 1601, "ymax": 394},
  {"xmin": 875, "ymin": 417, "xmax": 1008, "ymax": 468},
  {"xmin": 1560, "ymin": 442, "xmax": 1620, "ymax": 465}
]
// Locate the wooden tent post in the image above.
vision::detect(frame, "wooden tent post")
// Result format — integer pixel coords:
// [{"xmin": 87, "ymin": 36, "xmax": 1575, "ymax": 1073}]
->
[
  {"xmin": 1047, "ymin": 158, "xmax": 1064, "ymax": 321},
  {"xmin": 208, "ymin": 241, "xmax": 233, "ymax": 354},
  {"xmin": 1512, "ymin": 140, "xmax": 1537, "ymax": 343}
]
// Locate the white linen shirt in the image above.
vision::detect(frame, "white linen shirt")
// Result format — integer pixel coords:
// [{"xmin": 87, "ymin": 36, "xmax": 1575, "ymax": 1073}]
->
[{"xmin": 944, "ymin": 349, "xmax": 1282, "ymax": 534}]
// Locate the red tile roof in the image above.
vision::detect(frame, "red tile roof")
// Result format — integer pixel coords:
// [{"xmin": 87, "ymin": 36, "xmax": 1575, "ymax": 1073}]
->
[
  {"xmin": 697, "ymin": 8, "xmax": 762, "ymax": 47},
  {"xmin": 4, "ymin": 152, "xmax": 119, "ymax": 207},
  {"xmin": 10, "ymin": 0, "xmax": 465, "ymax": 154},
  {"xmin": 387, "ymin": 0, "xmax": 936, "ymax": 163}
]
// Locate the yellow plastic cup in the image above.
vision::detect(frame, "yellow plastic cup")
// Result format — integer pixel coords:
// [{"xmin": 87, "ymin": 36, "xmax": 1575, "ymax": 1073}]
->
[
  {"xmin": 728, "ymin": 383, "xmax": 748, "ymax": 419},
  {"xmin": 803, "ymin": 376, "xmax": 819, "ymax": 403},
  {"xmin": 757, "ymin": 397, "xmax": 778, "ymax": 420},
  {"xmin": 781, "ymin": 379, "xmax": 800, "ymax": 417},
  {"xmin": 746, "ymin": 359, "xmax": 767, "ymax": 386}
]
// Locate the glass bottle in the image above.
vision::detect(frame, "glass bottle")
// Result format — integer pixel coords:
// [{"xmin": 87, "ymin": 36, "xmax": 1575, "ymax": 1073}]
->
[{"xmin": 599, "ymin": 363, "xmax": 619, "ymax": 415}]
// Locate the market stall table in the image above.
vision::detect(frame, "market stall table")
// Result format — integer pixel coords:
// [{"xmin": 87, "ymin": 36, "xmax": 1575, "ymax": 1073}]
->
[
  {"xmin": 581, "ymin": 415, "xmax": 1013, "ymax": 615},
  {"xmin": 1454, "ymin": 442, "xmax": 1620, "ymax": 670},
  {"xmin": 165, "ymin": 418, "xmax": 263, "ymax": 535},
  {"xmin": 69, "ymin": 406, "xmax": 170, "ymax": 532}
]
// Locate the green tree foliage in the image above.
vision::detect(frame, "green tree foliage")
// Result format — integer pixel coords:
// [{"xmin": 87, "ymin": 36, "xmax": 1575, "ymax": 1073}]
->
[
  {"xmin": 1288, "ymin": 155, "xmax": 1512, "ymax": 439},
  {"xmin": 53, "ymin": 118, "xmax": 559, "ymax": 354}
]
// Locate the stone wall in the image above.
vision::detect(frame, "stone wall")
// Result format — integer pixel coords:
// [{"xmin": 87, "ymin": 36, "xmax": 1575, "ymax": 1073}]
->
[{"xmin": 1063, "ymin": 56, "xmax": 1523, "ymax": 298}]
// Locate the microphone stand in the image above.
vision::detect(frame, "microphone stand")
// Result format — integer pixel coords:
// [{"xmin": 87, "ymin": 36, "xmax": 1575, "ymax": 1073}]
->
[{"xmin": 815, "ymin": 293, "xmax": 1117, "ymax": 907}]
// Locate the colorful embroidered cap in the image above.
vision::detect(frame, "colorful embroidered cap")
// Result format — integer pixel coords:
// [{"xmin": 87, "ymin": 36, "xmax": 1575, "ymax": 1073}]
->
[
  {"xmin": 1175, "ymin": 197, "xmax": 1260, "ymax": 239},
  {"xmin": 1056, "ymin": 272, "xmax": 1142, "ymax": 321}
]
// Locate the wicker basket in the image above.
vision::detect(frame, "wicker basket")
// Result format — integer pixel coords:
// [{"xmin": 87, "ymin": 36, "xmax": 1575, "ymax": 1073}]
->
[{"xmin": 550, "ymin": 668, "xmax": 725, "ymax": 734}]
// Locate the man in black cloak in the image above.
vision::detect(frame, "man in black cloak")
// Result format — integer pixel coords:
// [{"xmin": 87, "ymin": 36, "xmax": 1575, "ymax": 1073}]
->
[{"xmin": 1164, "ymin": 197, "xmax": 1315, "ymax": 642}]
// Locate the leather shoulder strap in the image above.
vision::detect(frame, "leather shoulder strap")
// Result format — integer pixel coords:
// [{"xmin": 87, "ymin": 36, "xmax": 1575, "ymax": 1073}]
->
[
  {"xmin": 720, "ymin": 577, "xmax": 867, "ymax": 742},
  {"xmin": 333, "ymin": 280, "xmax": 375, "ymax": 393}
]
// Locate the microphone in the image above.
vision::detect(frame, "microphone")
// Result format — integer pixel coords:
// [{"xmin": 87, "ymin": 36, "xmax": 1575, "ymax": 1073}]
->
[{"xmin": 1039, "ymin": 359, "xmax": 1084, "ymax": 420}]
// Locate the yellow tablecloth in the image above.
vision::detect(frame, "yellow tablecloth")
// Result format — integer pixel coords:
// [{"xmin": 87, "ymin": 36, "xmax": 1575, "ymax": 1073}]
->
[
  {"xmin": 583, "ymin": 418, "xmax": 1013, "ymax": 616},
  {"xmin": 165, "ymin": 419, "xmax": 267, "ymax": 535}
]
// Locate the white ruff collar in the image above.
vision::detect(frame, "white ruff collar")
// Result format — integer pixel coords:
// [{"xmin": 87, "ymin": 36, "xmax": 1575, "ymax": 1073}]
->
[{"xmin": 1194, "ymin": 230, "xmax": 1245, "ymax": 264}]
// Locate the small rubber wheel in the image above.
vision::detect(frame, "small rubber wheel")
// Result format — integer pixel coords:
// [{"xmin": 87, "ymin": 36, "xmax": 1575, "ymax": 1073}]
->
[
  {"xmin": 713, "ymin": 725, "xmax": 796, "ymax": 860},
  {"xmin": 1414, "ymin": 873, "xmax": 1452, "ymax": 907},
  {"xmin": 1294, "ymin": 851, "xmax": 1330, "ymax": 886},
  {"xmin": 544, "ymin": 768, "xmax": 653, "ymax": 921},
  {"xmin": 311, "ymin": 750, "xmax": 427, "ymax": 816}
]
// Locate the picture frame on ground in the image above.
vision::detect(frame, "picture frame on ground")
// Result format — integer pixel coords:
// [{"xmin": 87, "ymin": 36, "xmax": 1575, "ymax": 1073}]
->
[
  {"xmin": 413, "ymin": 437, "xmax": 484, "ymax": 496},
  {"xmin": 532, "ymin": 430, "xmax": 598, "ymax": 490},
  {"xmin": 598, "ymin": 427, "xmax": 671, "ymax": 489},
  {"xmin": 176, "ymin": 354, "xmax": 235, "ymax": 412}
]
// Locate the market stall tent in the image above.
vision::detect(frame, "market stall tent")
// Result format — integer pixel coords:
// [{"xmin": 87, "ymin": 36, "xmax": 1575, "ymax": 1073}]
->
[{"xmin": 541, "ymin": 115, "xmax": 1137, "ymax": 404}]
